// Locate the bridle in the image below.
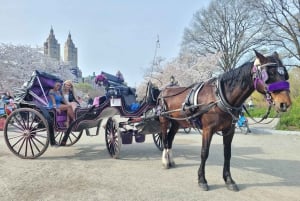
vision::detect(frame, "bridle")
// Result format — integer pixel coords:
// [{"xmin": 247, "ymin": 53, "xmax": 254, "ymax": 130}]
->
[
  {"xmin": 252, "ymin": 62, "xmax": 290, "ymax": 105},
  {"xmin": 216, "ymin": 61, "xmax": 290, "ymax": 127}
]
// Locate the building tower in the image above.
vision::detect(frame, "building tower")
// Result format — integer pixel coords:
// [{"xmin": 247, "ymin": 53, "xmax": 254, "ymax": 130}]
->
[
  {"xmin": 64, "ymin": 32, "xmax": 78, "ymax": 67},
  {"xmin": 44, "ymin": 27, "xmax": 60, "ymax": 60}
]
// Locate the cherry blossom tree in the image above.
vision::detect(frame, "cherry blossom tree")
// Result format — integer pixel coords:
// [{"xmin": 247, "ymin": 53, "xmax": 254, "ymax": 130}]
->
[
  {"xmin": 136, "ymin": 53, "xmax": 220, "ymax": 100},
  {"xmin": 0, "ymin": 43, "xmax": 75, "ymax": 91}
]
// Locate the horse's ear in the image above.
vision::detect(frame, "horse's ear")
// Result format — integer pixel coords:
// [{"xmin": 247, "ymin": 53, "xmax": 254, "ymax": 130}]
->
[
  {"xmin": 254, "ymin": 50, "xmax": 266, "ymax": 65},
  {"xmin": 273, "ymin": 51, "xmax": 280, "ymax": 59}
]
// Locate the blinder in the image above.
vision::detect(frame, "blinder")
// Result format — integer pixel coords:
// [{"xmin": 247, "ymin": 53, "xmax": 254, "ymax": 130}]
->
[
  {"xmin": 260, "ymin": 66, "xmax": 287, "ymax": 83},
  {"xmin": 261, "ymin": 68, "xmax": 268, "ymax": 83},
  {"xmin": 252, "ymin": 63, "xmax": 290, "ymax": 93}
]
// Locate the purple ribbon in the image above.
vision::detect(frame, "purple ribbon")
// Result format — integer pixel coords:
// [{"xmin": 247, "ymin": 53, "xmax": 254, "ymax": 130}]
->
[{"xmin": 268, "ymin": 81, "xmax": 290, "ymax": 92}]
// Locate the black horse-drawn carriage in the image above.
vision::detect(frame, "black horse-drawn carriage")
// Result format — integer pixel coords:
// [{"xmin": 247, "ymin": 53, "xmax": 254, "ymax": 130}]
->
[
  {"xmin": 3, "ymin": 70, "xmax": 161, "ymax": 159},
  {"xmin": 3, "ymin": 50, "xmax": 293, "ymax": 192}
]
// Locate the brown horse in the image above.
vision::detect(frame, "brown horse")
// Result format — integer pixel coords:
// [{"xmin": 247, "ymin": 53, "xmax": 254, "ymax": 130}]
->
[{"xmin": 158, "ymin": 50, "xmax": 291, "ymax": 191}]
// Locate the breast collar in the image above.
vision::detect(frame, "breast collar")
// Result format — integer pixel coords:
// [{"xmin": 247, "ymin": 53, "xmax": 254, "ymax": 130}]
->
[{"xmin": 216, "ymin": 78, "xmax": 242, "ymax": 121}]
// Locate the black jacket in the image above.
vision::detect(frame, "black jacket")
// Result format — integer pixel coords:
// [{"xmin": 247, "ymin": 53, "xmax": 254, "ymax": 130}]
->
[{"xmin": 68, "ymin": 90, "xmax": 79, "ymax": 105}]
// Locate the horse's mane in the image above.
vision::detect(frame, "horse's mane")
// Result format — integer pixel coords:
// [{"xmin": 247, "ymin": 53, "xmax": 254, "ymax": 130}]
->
[{"xmin": 219, "ymin": 61, "xmax": 253, "ymax": 91}]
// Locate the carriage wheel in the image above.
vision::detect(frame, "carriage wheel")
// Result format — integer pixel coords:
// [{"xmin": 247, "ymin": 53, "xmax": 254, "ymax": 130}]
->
[
  {"xmin": 152, "ymin": 121, "xmax": 172, "ymax": 151},
  {"xmin": 55, "ymin": 129, "xmax": 84, "ymax": 146},
  {"xmin": 152, "ymin": 132, "xmax": 163, "ymax": 151},
  {"xmin": 105, "ymin": 117, "xmax": 121, "ymax": 159},
  {"xmin": 3, "ymin": 108, "xmax": 50, "ymax": 159}
]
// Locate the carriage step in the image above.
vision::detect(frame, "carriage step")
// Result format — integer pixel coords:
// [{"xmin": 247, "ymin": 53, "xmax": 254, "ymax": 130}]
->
[{"xmin": 85, "ymin": 129, "xmax": 96, "ymax": 136}]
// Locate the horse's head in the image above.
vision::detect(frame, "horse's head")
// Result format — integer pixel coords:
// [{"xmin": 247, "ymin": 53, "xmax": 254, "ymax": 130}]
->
[
  {"xmin": 252, "ymin": 50, "xmax": 291, "ymax": 112},
  {"xmin": 145, "ymin": 81, "xmax": 160, "ymax": 104}
]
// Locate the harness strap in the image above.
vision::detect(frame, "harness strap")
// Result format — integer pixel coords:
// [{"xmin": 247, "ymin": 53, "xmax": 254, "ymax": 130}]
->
[
  {"xmin": 161, "ymin": 102, "xmax": 217, "ymax": 121},
  {"xmin": 216, "ymin": 78, "xmax": 242, "ymax": 121},
  {"xmin": 182, "ymin": 82, "xmax": 204, "ymax": 111}
]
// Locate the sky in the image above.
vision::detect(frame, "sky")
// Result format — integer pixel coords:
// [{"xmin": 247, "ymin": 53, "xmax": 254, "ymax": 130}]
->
[{"xmin": 0, "ymin": 0, "xmax": 211, "ymax": 87}]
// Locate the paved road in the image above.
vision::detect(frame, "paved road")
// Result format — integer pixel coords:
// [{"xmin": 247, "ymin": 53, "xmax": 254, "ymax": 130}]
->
[{"xmin": 0, "ymin": 125, "xmax": 300, "ymax": 201}]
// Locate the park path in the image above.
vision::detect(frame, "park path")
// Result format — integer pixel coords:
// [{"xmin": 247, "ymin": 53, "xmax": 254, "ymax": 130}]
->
[{"xmin": 0, "ymin": 126, "xmax": 300, "ymax": 201}]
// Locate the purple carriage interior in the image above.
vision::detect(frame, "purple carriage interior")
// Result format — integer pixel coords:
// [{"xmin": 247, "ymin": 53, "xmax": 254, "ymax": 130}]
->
[{"xmin": 14, "ymin": 70, "xmax": 82, "ymax": 130}]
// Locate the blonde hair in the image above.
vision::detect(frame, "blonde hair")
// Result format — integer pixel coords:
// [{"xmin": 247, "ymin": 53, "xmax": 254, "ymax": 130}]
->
[
  {"xmin": 62, "ymin": 80, "xmax": 75, "ymax": 94},
  {"xmin": 63, "ymin": 80, "xmax": 73, "ymax": 87}
]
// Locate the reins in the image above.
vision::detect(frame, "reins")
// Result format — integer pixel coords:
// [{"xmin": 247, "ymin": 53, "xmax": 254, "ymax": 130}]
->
[
  {"xmin": 243, "ymin": 104, "xmax": 280, "ymax": 125},
  {"xmin": 160, "ymin": 84, "xmax": 194, "ymax": 99},
  {"xmin": 160, "ymin": 102, "xmax": 218, "ymax": 121}
]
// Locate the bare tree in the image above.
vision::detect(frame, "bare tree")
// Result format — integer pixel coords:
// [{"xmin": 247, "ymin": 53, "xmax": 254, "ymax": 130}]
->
[
  {"xmin": 181, "ymin": 0, "xmax": 266, "ymax": 72},
  {"xmin": 253, "ymin": 0, "xmax": 300, "ymax": 67}
]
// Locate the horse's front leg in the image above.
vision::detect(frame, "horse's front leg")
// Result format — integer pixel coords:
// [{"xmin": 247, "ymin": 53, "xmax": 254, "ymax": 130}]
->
[
  {"xmin": 223, "ymin": 129, "xmax": 239, "ymax": 192},
  {"xmin": 198, "ymin": 130, "xmax": 213, "ymax": 191}
]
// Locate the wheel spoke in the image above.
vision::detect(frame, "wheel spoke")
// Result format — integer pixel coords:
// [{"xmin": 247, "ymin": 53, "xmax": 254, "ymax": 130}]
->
[
  {"xmin": 55, "ymin": 131, "xmax": 64, "ymax": 143},
  {"xmin": 17, "ymin": 137, "xmax": 26, "ymax": 155},
  {"xmin": 28, "ymin": 138, "xmax": 35, "ymax": 157},
  {"xmin": 105, "ymin": 118, "xmax": 121, "ymax": 158},
  {"xmin": 31, "ymin": 137, "xmax": 41, "ymax": 153},
  {"xmin": 12, "ymin": 135, "xmax": 25, "ymax": 148},
  {"xmin": 153, "ymin": 133, "xmax": 163, "ymax": 151}
]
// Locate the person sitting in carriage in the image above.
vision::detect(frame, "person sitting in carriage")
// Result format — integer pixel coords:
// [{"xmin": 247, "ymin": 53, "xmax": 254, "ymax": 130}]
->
[
  {"xmin": 5, "ymin": 98, "xmax": 16, "ymax": 115},
  {"xmin": 167, "ymin": 75, "xmax": 179, "ymax": 87},
  {"xmin": 2, "ymin": 91, "xmax": 13, "ymax": 103},
  {"xmin": 62, "ymin": 80, "xmax": 80, "ymax": 111},
  {"xmin": 48, "ymin": 81, "xmax": 75, "ymax": 128},
  {"xmin": 116, "ymin": 70, "xmax": 124, "ymax": 83}
]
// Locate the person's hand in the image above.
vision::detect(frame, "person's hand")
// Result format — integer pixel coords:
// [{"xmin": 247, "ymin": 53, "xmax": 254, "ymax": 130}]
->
[{"xmin": 56, "ymin": 108, "xmax": 61, "ymax": 114}]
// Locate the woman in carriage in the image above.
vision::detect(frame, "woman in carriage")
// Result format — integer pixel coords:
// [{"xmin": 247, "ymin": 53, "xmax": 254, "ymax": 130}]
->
[
  {"xmin": 62, "ymin": 80, "xmax": 80, "ymax": 111},
  {"xmin": 48, "ymin": 81, "xmax": 75, "ymax": 128}
]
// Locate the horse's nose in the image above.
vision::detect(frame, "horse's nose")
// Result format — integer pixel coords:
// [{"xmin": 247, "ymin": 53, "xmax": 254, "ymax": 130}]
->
[{"xmin": 280, "ymin": 103, "xmax": 288, "ymax": 112}]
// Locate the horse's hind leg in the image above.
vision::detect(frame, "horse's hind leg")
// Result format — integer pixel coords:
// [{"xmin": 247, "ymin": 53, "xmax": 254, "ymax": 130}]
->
[{"xmin": 223, "ymin": 130, "xmax": 239, "ymax": 192}]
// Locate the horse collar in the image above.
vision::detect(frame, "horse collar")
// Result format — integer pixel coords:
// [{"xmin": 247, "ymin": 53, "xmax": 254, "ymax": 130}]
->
[{"xmin": 216, "ymin": 78, "xmax": 242, "ymax": 120}]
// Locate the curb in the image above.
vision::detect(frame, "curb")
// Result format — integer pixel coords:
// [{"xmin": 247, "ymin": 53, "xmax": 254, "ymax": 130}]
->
[{"xmin": 250, "ymin": 128, "xmax": 300, "ymax": 135}]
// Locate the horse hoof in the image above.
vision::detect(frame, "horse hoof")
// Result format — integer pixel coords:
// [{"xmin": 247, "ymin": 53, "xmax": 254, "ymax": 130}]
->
[
  {"xmin": 162, "ymin": 164, "xmax": 170, "ymax": 169},
  {"xmin": 169, "ymin": 162, "xmax": 176, "ymax": 167},
  {"xmin": 198, "ymin": 183, "xmax": 209, "ymax": 191},
  {"xmin": 226, "ymin": 183, "xmax": 239, "ymax": 192}
]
